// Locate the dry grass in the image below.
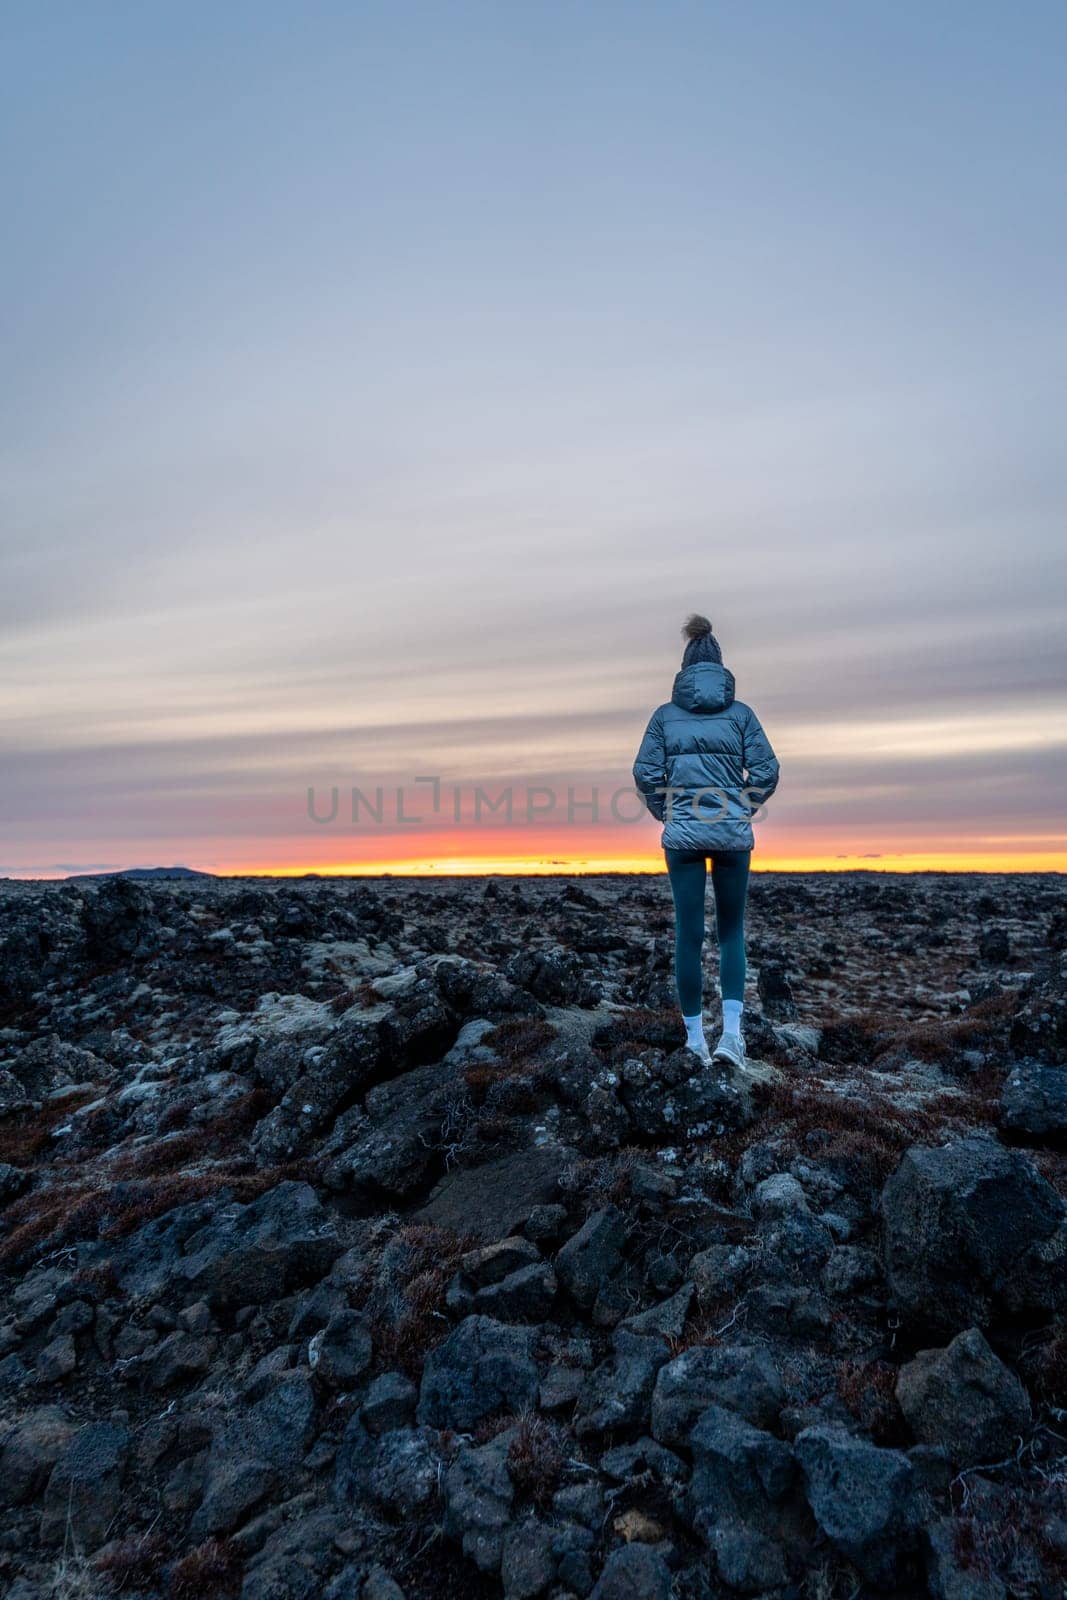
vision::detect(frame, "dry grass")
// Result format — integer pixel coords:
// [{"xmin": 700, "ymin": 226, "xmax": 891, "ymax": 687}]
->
[
  {"xmin": 107, "ymin": 1131, "xmax": 206, "ymax": 1179},
  {"xmin": 0, "ymin": 1088, "xmax": 101, "ymax": 1165},
  {"xmin": 951, "ymin": 1486, "xmax": 1067, "ymax": 1593},
  {"xmin": 463, "ymin": 1016, "xmax": 557, "ymax": 1106},
  {"xmin": 94, "ymin": 1533, "xmax": 169, "ymax": 1593},
  {"xmin": 1019, "ymin": 1322, "xmax": 1067, "ymax": 1409},
  {"xmin": 836, "ymin": 1359, "xmax": 907, "ymax": 1446},
  {"xmin": 818, "ymin": 990, "xmax": 1016, "ymax": 1069},
  {"xmin": 34, "ymin": 1555, "xmax": 101, "ymax": 1600},
  {"xmin": 0, "ymin": 1163, "xmax": 302, "ymax": 1273},
  {"xmin": 482, "ymin": 1015, "xmax": 558, "ymax": 1062},
  {"xmin": 747, "ymin": 1077, "xmax": 951, "ymax": 1189},
  {"xmin": 558, "ymin": 1149, "xmax": 642, "ymax": 1210},
  {"xmin": 505, "ymin": 1411, "xmax": 567, "ymax": 1508},
  {"xmin": 167, "ymin": 1538, "xmax": 243, "ymax": 1599},
  {"xmin": 367, "ymin": 1223, "xmax": 478, "ymax": 1378},
  {"xmin": 594, "ymin": 1007, "xmax": 683, "ymax": 1061}
]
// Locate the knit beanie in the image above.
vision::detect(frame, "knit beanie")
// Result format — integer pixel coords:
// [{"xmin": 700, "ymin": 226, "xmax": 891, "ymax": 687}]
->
[{"xmin": 681, "ymin": 613, "xmax": 723, "ymax": 668}]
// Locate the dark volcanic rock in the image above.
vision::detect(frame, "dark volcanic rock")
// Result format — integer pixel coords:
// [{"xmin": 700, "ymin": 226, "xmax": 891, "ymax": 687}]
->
[
  {"xmin": 362, "ymin": 1371, "xmax": 417, "ymax": 1435},
  {"xmin": 473, "ymin": 1260, "xmax": 558, "ymax": 1321},
  {"xmin": 2, "ymin": 868, "xmax": 1065, "ymax": 1599},
  {"xmin": 81, "ymin": 876, "xmax": 160, "ymax": 958},
  {"xmin": 687, "ymin": 1403, "xmax": 797, "ymax": 1591},
  {"xmin": 575, "ymin": 1329, "xmax": 669, "ymax": 1439},
  {"xmin": 0, "ymin": 1407, "xmax": 76, "ymax": 1504},
  {"xmin": 414, "ymin": 1143, "xmax": 576, "ymax": 1239},
  {"xmin": 41, "ymin": 1420, "xmax": 130, "ymax": 1549},
  {"xmin": 503, "ymin": 946, "xmax": 602, "ymax": 1007},
  {"xmin": 1010, "ymin": 958, "xmax": 1067, "ymax": 1062},
  {"xmin": 369, "ymin": 1425, "xmax": 442, "ymax": 1513},
  {"xmin": 589, "ymin": 1543, "xmax": 673, "ymax": 1600},
  {"xmin": 796, "ymin": 1424, "xmax": 919, "ymax": 1586},
  {"xmin": 173, "ymin": 1180, "xmax": 343, "ymax": 1306},
  {"xmin": 443, "ymin": 1428, "xmax": 516, "ymax": 1573},
  {"xmin": 8, "ymin": 1035, "xmax": 104, "ymax": 1098},
  {"xmin": 895, "ymin": 1327, "xmax": 1031, "ymax": 1466},
  {"xmin": 978, "ymin": 927, "xmax": 1011, "ymax": 964},
  {"xmin": 757, "ymin": 960, "xmax": 798, "ymax": 1020},
  {"xmin": 417, "ymin": 1315, "xmax": 539, "ymax": 1429},
  {"xmin": 999, "ymin": 1059, "xmax": 1067, "ymax": 1144},
  {"xmin": 556, "ymin": 1207, "xmax": 627, "ymax": 1309},
  {"xmin": 880, "ymin": 1136, "xmax": 1067, "ymax": 1332},
  {"xmin": 307, "ymin": 1310, "xmax": 373, "ymax": 1386},
  {"xmin": 652, "ymin": 1343, "xmax": 784, "ymax": 1446}
]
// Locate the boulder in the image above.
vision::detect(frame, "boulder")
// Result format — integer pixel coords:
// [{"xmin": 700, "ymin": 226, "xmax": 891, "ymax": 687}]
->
[
  {"xmin": 880, "ymin": 1137, "xmax": 1067, "ymax": 1332},
  {"xmin": 652, "ymin": 1343, "xmax": 784, "ymax": 1446},
  {"xmin": 462, "ymin": 1236, "xmax": 542, "ymax": 1286},
  {"xmin": 795, "ymin": 1424, "xmax": 918, "ymax": 1585},
  {"xmin": 362, "ymin": 1372, "xmax": 417, "ymax": 1436},
  {"xmin": 757, "ymin": 962, "xmax": 797, "ymax": 1020},
  {"xmin": 895, "ymin": 1327, "xmax": 1031, "ymax": 1467},
  {"xmin": 0, "ymin": 1407, "xmax": 76, "ymax": 1504},
  {"xmin": 503, "ymin": 946, "xmax": 601, "ymax": 1007},
  {"xmin": 369, "ymin": 1425, "xmax": 442, "ymax": 1514},
  {"xmin": 687, "ymin": 1403, "xmax": 796, "ymax": 1591},
  {"xmin": 556, "ymin": 1207, "xmax": 627, "ymax": 1310},
  {"xmin": 9, "ymin": 1036, "xmax": 104, "ymax": 1097},
  {"xmin": 443, "ymin": 1428, "xmax": 516, "ymax": 1573},
  {"xmin": 751, "ymin": 1172, "xmax": 810, "ymax": 1219},
  {"xmin": 1010, "ymin": 960, "xmax": 1067, "ymax": 1063},
  {"xmin": 588, "ymin": 1543, "xmax": 673, "ymax": 1600},
  {"xmin": 175, "ymin": 1181, "xmax": 343, "ymax": 1307},
  {"xmin": 320, "ymin": 1061, "xmax": 451, "ymax": 1195},
  {"xmin": 308, "ymin": 1311, "xmax": 373, "ymax": 1387},
  {"xmin": 417, "ymin": 1316, "xmax": 539, "ymax": 1430},
  {"xmin": 501, "ymin": 1517, "xmax": 558, "ymax": 1600},
  {"xmin": 41, "ymin": 1421, "xmax": 130, "ymax": 1549},
  {"xmin": 473, "ymin": 1262, "xmax": 558, "ymax": 1322},
  {"xmin": 574, "ymin": 1330, "xmax": 669, "ymax": 1439},
  {"xmin": 619, "ymin": 1281, "xmax": 693, "ymax": 1339},
  {"xmin": 414, "ymin": 1144, "xmax": 577, "ymax": 1240},
  {"xmin": 999, "ymin": 1061, "xmax": 1067, "ymax": 1145}
]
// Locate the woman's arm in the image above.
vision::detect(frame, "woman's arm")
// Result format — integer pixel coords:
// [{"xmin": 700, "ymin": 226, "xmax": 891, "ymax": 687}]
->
[
  {"xmin": 742, "ymin": 707, "xmax": 780, "ymax": 809},
  {"xmin": 633, "ymin": 708, "xmax": 668, "ymax": 820}
]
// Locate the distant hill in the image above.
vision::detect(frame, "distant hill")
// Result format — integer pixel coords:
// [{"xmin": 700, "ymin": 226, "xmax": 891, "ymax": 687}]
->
[{"xmin": 68, "ymin": 866, "xmax": 216, "ymax": 882}]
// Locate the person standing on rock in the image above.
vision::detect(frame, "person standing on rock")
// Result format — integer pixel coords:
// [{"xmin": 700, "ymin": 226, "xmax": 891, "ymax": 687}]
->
[{"xmin": 632, "ymin": 614, "xmax": 780, "ymax": 1068}]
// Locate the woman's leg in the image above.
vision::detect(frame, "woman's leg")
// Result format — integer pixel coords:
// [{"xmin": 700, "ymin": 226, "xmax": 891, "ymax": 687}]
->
[
  {"xmin": 665, "ymin": 848, "xmax": 708, "ymax": 1018},
  {"xmin": 710, "ymin": 849, "xmax": 751, "ymax": 1006}
]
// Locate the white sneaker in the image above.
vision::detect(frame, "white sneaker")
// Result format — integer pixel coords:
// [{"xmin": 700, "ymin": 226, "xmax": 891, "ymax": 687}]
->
[
  {"xmin": 687, "ymin": 1041, "xmax": 712, "ymax": 1067},
  {"xmin": 711, "ymin": 1029, "xmax": 746, "ymax": 1069}
]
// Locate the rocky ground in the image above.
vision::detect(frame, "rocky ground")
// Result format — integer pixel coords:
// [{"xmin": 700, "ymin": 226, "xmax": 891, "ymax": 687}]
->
[{"xmin": 1, "ymin": 869, "xmax": 1066, "ymax": 1600}]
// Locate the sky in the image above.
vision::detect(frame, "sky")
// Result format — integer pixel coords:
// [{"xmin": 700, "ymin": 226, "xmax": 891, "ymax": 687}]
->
[{"xmin": 2, "ymin": 0, "xmax": 1066, "ymax": 877}]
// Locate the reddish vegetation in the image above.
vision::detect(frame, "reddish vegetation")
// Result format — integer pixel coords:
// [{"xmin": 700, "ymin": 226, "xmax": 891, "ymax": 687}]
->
[
  {"xmin": 166, "ymin": 1538, "xmax": 244, "ymax": 1599},
  {"xmin": 836, "ymin": 1359, "xmax": 908, "ymax": 1446},
  {"xmin": 506, "ymin": 1412, "xmax": 567, "ymax": 1508},
  {"xmin": 0, "ymin": 1162, "xmax": 307, "ymax": 1272},
  {"xmin": 0, "ymin": 1088, "xmax": 101, "ymax": 1164},
  {"xmin": 94, "ymin": 1534, "xmax": 169, "ymax": 1593},
  {"xmin": 366, "ymin": 1223, "xmax": 478, "ymax": 1378}
]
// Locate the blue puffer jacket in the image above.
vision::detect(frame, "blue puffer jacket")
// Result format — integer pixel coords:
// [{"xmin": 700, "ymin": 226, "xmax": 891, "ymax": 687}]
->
[{"xmin": 632, "ymin": 661, "xmax": 780, "ymax": 851}]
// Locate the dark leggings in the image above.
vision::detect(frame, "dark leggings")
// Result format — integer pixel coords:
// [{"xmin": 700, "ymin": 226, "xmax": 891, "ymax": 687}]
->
[{"xmin": 665, "ymin": 848, "xmax": 751, "ymax": 1015}]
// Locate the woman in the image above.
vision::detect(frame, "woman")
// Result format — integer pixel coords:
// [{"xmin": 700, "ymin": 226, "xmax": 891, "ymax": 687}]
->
[{"xmin": 632, "ymin": 615, "xmax": 780, "ymax": 1068}]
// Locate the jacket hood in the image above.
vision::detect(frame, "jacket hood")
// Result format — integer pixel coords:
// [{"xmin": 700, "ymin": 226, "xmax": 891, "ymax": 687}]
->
[{"xmin": 671, "ymin": 660, "xmax": 736, "ymax": 714}]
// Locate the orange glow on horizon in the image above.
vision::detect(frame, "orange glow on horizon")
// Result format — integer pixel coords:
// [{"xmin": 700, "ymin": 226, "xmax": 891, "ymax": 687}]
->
[{"xmin": 210, "ymin": 849, "xmax": 1067, "ymax": 878}]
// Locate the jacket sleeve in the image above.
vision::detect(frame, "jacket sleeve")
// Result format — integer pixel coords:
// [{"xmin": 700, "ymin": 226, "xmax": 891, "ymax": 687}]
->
[
  {"xmin": 632, "ymin": 708, "xmax": 668, "ymax": 821},
  {"xmin": 742, "ymin": 708, "xmax": 780, "ymax": 808}
]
